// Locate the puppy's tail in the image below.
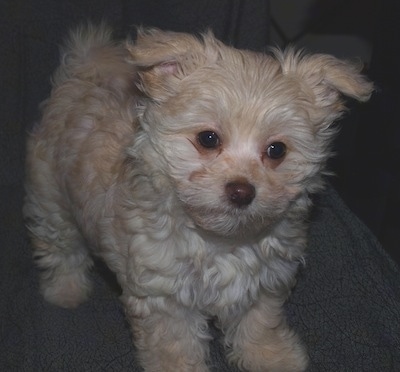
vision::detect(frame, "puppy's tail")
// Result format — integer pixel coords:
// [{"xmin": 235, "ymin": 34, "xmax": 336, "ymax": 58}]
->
[{"xmin": 52, "ymin": 23, "xmax": 132, "ymax": 89}]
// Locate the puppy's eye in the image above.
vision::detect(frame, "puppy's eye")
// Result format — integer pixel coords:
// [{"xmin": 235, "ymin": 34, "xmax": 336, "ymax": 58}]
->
[
  {"xmin": 197, "ymin": 131, "xmax": 221, "ymax": 149},
  {"xmin": 266, "ymin": 142, "xmax": 286, "ymax": 159}
]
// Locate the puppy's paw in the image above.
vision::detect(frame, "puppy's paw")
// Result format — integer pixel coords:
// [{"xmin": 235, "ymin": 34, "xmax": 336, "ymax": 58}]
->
[
  {"xmin": 136, "ymin": 339, "xmax": 211, "ymax": 372},
  {"xmin": 40, "ymin": 271, "xmax": 92, "ymax": 308},
  {"xmin": 229, "ymin": 329, "xmax": 308, "ymax": 372}
]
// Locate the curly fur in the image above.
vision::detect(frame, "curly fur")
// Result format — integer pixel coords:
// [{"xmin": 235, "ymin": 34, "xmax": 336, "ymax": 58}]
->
[{"xmin": 24, "ymin": 24, "xmax": 373, "ymax": 371}]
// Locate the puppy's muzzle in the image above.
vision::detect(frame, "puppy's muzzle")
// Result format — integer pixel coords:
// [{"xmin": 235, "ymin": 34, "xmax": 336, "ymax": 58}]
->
[{"xmin": 225, "ymin": 180, "xmax": 256, "ymax": 207}]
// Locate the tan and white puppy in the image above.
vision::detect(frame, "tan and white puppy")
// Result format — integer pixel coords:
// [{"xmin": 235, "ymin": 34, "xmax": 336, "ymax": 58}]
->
[{"xmin": 24, "ymin": 24, "xmax": 373, "ymax": 371}]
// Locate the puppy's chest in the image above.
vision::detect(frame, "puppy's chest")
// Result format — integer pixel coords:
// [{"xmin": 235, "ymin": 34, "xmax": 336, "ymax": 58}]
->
[{"xmin": 177, "ymin": 247, "xmax": 263, "ymax": 313}]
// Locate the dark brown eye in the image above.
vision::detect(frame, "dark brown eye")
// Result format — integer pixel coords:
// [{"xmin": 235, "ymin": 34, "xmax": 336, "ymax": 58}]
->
[
  {"xmin": 197, "ymin": 131, "xmax": 220, "ymax": 149},
  {"xmin": 266, "ymin": 142, "xmax": 286, "ymax": 159}
]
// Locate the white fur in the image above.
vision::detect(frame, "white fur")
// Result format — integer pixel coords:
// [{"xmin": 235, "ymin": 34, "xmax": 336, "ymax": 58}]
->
[{"xmin": 24, "ymin": 25, "xmax": 373, "ymax": 371}]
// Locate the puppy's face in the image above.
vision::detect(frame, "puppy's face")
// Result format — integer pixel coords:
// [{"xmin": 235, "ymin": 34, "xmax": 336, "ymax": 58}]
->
[{"xmin": 128, "ymin": 30, "xmax": 373, "ymax": 237}]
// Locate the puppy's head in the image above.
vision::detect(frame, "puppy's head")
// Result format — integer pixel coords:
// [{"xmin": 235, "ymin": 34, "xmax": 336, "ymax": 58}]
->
[{"xmin": 127, "ymin": 29, "xmax": 373, "ymax": 237}]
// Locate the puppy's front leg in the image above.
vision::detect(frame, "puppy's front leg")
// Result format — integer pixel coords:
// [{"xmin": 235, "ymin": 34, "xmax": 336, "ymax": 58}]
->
[
  {"xmin": 224, "ymin": 293, "xmax": 308, "ymax": 372},
  {"xmin": 124, "ymin": 296, "xmax": 211, "ymax": 372}
]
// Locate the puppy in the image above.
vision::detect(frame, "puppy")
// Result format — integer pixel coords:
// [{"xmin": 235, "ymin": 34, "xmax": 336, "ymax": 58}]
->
[{"xmin": 24, "ymin": 24, "xmax": 373, "ymax": 371}]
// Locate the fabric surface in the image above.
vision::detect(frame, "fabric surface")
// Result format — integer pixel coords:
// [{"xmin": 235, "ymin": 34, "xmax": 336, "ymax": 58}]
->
[
  {"xmin": 1, "ymin": 184, "xmax": 400, "ymax": 371},
  {"xmin": 1, "ymin": 0, "xmax": 400, "ymax": 371}
]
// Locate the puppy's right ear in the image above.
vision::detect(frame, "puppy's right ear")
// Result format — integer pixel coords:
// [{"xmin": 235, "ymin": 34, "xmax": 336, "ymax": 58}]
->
[{"xmin": 127, "ymin": 29, "xmax": 215, "ymax": 102}]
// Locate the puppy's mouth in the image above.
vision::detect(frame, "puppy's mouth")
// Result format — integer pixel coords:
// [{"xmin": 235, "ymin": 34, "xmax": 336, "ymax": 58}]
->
[
  {"xmin": 183, "ymin": 200, "xmax": 271, "ymax": 238},
  {"xmin": 185, "ymin": 189, "xmax": 274, "ymax": 237},
  {"xmin": 178, "ymin": 178, "xmax": 271, "ymax": 236},
  {"xmin": 177, "ymin": 175, "xmax": 293, "ymax": 237}
]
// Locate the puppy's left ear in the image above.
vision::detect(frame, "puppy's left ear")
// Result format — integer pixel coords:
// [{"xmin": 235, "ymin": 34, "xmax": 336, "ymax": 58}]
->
[
  {"xmin": 278, "ymin": 49, "xmax": 374, "ymax": 122},
  {"xmin": 127, "ymin": 28, "xmax": 217, "ymax": 102}
]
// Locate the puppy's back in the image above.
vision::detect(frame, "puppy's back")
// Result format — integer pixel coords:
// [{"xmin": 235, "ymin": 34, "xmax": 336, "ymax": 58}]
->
[
  {"xmin": 52, "ymin": 23, "xmax": 134, "ymax": 92},
  {"xmin": 25, "ymin": 24, "xmax": 138, "ymax": 240}
]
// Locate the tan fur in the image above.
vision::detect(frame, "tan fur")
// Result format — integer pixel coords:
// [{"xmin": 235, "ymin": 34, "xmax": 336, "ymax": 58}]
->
[{"xmin": 24, "ymin": 24, "xmax": 373, "ymax": 371}]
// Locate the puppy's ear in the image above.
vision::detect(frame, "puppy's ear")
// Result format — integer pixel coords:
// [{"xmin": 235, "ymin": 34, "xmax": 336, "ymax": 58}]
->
[
  {"xmin": 127, "ymin": 29, "xmax": 217, "ymax": 101},
  {"xmin": 277, "ymin": 49, "xmax": 374, "ymax": 122}
]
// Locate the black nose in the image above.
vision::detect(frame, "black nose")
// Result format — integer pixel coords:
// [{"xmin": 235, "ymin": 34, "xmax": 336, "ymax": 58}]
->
[{"xmin": 225, "ymin": 180, "xmax": 256, "ymax": 207}]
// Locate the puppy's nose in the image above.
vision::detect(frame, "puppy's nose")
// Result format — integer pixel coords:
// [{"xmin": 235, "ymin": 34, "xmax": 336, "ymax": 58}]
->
[{"xmin": 225, "ymin": 180, "xmax": 256, "ymax": 207}]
